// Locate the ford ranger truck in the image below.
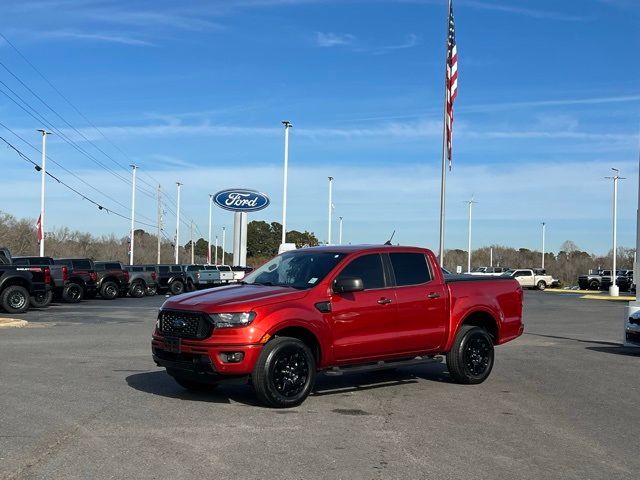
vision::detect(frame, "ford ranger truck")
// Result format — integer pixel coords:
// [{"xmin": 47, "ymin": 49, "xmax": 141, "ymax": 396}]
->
[{"xmin": 152, "ymin": 245, "xmax": 524, "ymax": 408}]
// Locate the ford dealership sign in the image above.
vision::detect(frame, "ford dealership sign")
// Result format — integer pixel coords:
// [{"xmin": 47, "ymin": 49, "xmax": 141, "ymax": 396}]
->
[{"xmin": 213, "ymin": 189, "xmax": 270, "ymax": 212}]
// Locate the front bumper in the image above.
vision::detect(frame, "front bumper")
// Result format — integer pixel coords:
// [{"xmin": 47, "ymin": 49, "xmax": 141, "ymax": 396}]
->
[
  {"xmin": 151, "ymin": 336, "xmax": 263, "ymax": 378},
  {"xmin": 624, "ymin": 321, "xmax": 640, "ymax": 347}
]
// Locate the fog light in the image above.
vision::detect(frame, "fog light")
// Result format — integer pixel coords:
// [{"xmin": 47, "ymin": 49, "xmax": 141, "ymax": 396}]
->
[{"xmin": 220, "ymin": 352, "xmax": 245, "ymax": 363}]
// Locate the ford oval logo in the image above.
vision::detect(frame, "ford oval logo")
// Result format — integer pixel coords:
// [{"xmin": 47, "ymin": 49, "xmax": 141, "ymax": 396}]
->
[
  {"xmin": 213, "ymin": 189, "xmax": 270, "ymax": 212},
  {"xmin": 172, "ymin": 319, "xmax": 187, "ymax": 329}
]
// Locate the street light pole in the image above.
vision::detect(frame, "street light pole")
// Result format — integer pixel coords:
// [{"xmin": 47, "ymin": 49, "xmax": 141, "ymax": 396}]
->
[
  {"xmin": 215, "ymin": 235, "xmax": 219, "ymax": 265},
  {"xmin": 327, "ymin": 176, "xmax": 334, "ymax": 245},
  {"xmin": 605, "ymin": 168, "xmax": 625, "ymax": 297},
  {"xmin": 541, "ymin": 222, "xmax": 546, "ymax": 270},
  {"xmin": 175, "ymin": 182, "xmax": 182, "ymax": 264},
  {"xmin": 157, "ymin": 185, "xmax": 162, "ymax": 264},
  {"xmin": 339, "ymin": 216, "xmax": 343, "ymax": 245},
  {"xmin": 465, "ymin": 197, "xmax": 477, "ymax": 273},
  {"xmin": 190, "ymin": 220, "xmax": 194, "ymax": 264},
  {"xmin": 208, "ymin": 194, "xmax": 213, "ymax": 264},
  {"xmin": 37, "ymin": 129, "xmax": 51, "ymax": 256},
  {"xmin": 129, "ymin": 165, "xmax": 137, "ymax": 265},
  {"xmin": 281, "ymin": 120, "xmax": 292, "ymax": 245},
  {"xmin": 221, "ymin": 227, "xmax": 226, "ymax": 265}
]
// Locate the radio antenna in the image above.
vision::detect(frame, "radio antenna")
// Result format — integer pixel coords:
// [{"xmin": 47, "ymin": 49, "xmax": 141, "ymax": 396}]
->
[{"xmin": 384, "ymin": 230, "xmax": 396, "ymax": 245}]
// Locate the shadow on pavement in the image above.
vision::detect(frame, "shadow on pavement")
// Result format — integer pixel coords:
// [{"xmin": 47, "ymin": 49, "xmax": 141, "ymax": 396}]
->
[
  {"xmin": 586, "ymin": 346, "xmax": 640, "ymax": 357},
  {"xmin": 127, "ymin": 363, "xmax": 452, "ymax": 405},
  {"xmin": 125, "ymin": 370, "xmax": 260, "ymax": 406},
  {"xmin": 526, "ymin": 332, "xmax": 620, "ymax": 346}
]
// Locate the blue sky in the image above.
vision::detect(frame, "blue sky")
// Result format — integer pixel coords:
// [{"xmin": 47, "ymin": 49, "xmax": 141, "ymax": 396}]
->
[{"xmin": 0, "ymin": 0, "xmax": 639, "ymax": 256}]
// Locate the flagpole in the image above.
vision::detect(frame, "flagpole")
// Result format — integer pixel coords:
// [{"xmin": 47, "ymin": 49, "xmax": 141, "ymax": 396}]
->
[{"xmin": 437, "ymin": 0, "xmax": 451, "ymax": 267}]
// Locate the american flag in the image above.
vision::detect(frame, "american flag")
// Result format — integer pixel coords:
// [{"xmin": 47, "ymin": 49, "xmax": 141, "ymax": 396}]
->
[{"xmin": 446, "ymin": 0, "xmax": 458, "ymax": 169}]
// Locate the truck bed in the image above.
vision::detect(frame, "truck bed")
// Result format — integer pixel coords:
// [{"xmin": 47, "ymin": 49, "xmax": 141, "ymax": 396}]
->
[{"xmin": 444, "ymin": 274, "xmax": 513, "ymax": 283}]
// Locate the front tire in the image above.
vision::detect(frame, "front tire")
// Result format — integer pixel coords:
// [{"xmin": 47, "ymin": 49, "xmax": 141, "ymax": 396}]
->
[
  {"xmin": 1, "ymin": 285, "xmax": 30, "ymax": 314},
  {"xmin": 536, "ymin": 280, "xmax": 546, "ymax": 290},
  {"xmin": 129, "ymin": 282, "xmax": 146, "ymax": 298},
  {"xmin": 100, "ymin": 281, "xmax": 119, "ymax": 300},
  {"xmin": 30, "ymin": 290, "xmax": 53, "ymax": 308},
  {"xmin": 446, "ymin": 325, "xmax": 494, "ymax": 384},
  {"xmin": 145, "ymin": 285, "xmax": 158, "ymax": 296},
  {"xmin": 62, "ymin": 282, "xmax": 84, "ymax": 303},
  {"xmin": 252, "ymin": 337, "xmax": 316, "ymax": 408},
  {"xmin": 589, "ymin": 280, "xmax": 599, "ymax": 290},
  {"xmin": 169, "ymin": 281, "xmax": 184, "ymax": 295}
]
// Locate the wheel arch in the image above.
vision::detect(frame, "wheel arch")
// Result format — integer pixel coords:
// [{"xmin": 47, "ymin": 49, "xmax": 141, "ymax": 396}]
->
[
  {"xmin": 0, "ymin": 277, "xmax": 30, "ymax": 292},
  {"xmin": 271, "ymin": 325, "xmax": 322, "ymax": 365},
  {"xmin": 459, "ymin": 310, "xmax": 499, "ymax": 344}
]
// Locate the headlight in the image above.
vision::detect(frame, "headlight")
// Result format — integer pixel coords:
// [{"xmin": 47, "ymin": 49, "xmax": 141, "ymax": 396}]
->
[{"xmin": 209, "ymin": 312, "xmax": 256, "ymax": 328}]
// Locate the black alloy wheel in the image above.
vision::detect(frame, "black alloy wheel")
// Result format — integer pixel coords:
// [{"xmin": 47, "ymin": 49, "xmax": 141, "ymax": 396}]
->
[
  {"xmin": 253, "ymin": 337, "xmax": 316, "ymax": 408},
  {"xmin": 62, "ymin": 283, "xmax": 83, "ymax": 303},
  {"xmin": 100, "ymin": 281, "xmax": 119, "ymax": 300},
  {"xmin": 446, "ymin": 325, "xmax": 494, "ymax": 384},
  {"xmin": 1, "ymin": 285, "xmax": 30, "ymax": 313},
  {"xmin": 145, "ymin": 285, "xmax": 158, "ymax": 296},
  {"xmin": 170, "ymin": 281, "xmax": 184, "ymax": 295},
  {"xmin": 30, "ymin": 290, "xmax": 53, "ymax": 308}
]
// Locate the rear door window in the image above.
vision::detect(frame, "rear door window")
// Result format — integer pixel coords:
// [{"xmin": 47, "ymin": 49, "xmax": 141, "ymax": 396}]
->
[
  {"xmin": 390, "ymin": 253, "xmax": 431, "ymax": 286},
  {"xmin": 337, "ymin": 254, "xmax": 386, "ymax": 290},
  {"xmin": 72, "ymin": 260, "xmax": 93, "ymax": 270},
  {"xmin": 171, "ymin": 266, "xmax": 183, "ymax": 273},
  {"xmin": 105, "ymin": 262, "xmax": 122, "ymax": 270}
]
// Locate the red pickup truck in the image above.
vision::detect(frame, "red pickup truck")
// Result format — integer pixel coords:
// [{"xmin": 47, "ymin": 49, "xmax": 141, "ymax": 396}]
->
[{"xmin": 152, "ymin": 245, "xmax": 523, "ymax": 407}]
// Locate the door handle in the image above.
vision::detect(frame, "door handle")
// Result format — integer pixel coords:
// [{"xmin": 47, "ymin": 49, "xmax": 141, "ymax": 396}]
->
[
  {"xmin": 377, "ymin": 298, "xmax": 392, "ymax": 305},
  {"xmin": 427, "ymin": 292, "xmax": 441, "ymax": 299}
]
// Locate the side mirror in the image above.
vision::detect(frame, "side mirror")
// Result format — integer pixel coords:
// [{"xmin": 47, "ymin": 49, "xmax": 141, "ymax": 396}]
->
[{"xmin": 333, "ymin": 276, "xmax": 364, "ymax": 293}]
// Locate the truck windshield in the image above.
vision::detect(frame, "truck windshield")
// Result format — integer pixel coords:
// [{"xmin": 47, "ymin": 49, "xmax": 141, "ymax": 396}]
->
[{"xmin": 244, "ymin": 252, "xmax": 346, "ymax": 289}]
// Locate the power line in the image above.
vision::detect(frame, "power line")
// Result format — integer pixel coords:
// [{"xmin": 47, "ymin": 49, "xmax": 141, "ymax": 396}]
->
[
  {"xmin": 0, "ymin": 31, "xmax": 160, "ymax": 194},
  {"xmin": 0, "ymin": 134, "xmax": 156, "ymax": 229}
]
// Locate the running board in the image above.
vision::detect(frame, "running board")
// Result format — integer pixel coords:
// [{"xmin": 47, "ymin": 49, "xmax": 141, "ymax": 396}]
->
[{"xmin": 324, "ymin": 356, "xmax": 442, "ymax": 376}]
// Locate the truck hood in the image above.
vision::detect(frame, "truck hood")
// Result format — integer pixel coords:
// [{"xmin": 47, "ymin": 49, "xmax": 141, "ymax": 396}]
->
[{"xmin": 161, "ymin": 284, "xmax": 309, "ymax": 312}]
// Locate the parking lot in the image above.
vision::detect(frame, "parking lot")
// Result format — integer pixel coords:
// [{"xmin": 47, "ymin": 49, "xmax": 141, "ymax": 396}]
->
[{"xmin": 1, "ymin": 291, "xmax": 638, "ymax": 480}]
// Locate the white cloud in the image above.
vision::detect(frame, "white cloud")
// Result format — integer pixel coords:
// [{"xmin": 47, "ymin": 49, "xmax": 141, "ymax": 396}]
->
[
  {"xmin": 316, "ymin": 32, "xmax": 356, "ymax": 47},
  {"xmin": 37, "ymin": 30, "xmax": 153, "ymax": 46}
]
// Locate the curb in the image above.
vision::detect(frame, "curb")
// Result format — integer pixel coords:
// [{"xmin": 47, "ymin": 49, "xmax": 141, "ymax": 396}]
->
[
  {"xmin": 580, "ymin": 295, "xmax": 635, "ymax": 302},
  {"xmin": 0, "ymin": 318, "xmax": 29, "ymax": 329}
]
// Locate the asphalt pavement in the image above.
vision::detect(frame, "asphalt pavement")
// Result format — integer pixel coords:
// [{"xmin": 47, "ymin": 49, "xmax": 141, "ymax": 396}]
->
[{"xmin": 1, "ymin": 291, "xmax": 638, "ymax": 480}]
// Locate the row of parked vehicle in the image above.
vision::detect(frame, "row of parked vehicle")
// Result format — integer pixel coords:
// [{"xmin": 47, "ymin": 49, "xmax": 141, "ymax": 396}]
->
[
  {"xmin": 0, "ymin": 247, "xmax": 252, "ymax": 314},
  {"xmin": 469, "ymin": 266, "xmax": 560, "ymax": 290},
  {"xmin": 577, "ymin": 269, "xmax": 635, "ymax": 292}
]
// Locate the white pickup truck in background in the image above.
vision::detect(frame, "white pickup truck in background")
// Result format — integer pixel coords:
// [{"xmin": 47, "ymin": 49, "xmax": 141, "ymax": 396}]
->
[
  {"xmin": 502, "ymin": 269, "xmax": 556, "ymax": 290},
  {"xmin": 469, "ymin": 266, "xmax": 510, "ymax": 276}
]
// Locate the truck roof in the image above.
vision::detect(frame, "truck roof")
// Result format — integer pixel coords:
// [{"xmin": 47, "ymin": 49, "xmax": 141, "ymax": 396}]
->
[{"xmin": 285, "ymin": 244, "xmax": 428, "ymax": 254}]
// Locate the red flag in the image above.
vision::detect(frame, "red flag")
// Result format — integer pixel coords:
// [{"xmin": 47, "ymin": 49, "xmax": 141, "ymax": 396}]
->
[{"xmin": 36, "ymin": 214, "xmax": 43, "ymax": 243}]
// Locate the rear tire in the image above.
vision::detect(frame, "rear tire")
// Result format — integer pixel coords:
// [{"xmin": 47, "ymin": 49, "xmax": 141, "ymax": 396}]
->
[
  {"xmin": 536, "ymin": 280, "xmax": 546, "ymax": 291},
  {"xmin": 100, "ymin": 281, "xmax": 119, "ymax": 300},
  {"xmin": 1, "ymin": 285, "xmax": 30, "ymax": 314},
  {"xmin": 62, "ymin": 282, "xmax": 84, "ymax": 303},
  {"xmin": 446, "ymin": 325, "xmax": 494, "ymax": 384},
  {"xmin": 169, "ymin": 281, "xmax": 184, "ymax": 295},
  {"xmin": 252, "ymin": 337, "xmax": 316, "ymax": 408},
  {"xmin": 588, "ymin": 280, "xmax": 599, "ymax": 290},
  {"xmin": 30, "ymin": 290, "xmax": 53, "ymax": 308},
  {"xmin": 129, "ymin": 282, "xmax": 146, "ymax": 298}
]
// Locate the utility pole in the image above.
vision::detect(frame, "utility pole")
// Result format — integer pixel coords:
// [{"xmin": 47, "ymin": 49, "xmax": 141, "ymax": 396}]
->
[
  {"xmin": 541, "ymin": 222, "xmax": 546, "ymax": 270},
  {"xmin": 129, "ymin": 165, "xmax": 137, "ymax": 265},
  {"xmin": 339, "ymin": 216, "xmax": 343, "ymax": 245},
  {"xmin": 490, "ymin": 247, "xmax": 493, "ymax": 267},
  {"xmin": 190, "ymin": 221, "xmax": 194, "ymax": 264},
  {"xmin": 208, "ymin": 194, "xmax": 213, "ymax": 264},
  {"xmin": 156, "ymin": 185, "xmax": 162, "ymax": 264},
  {"xmin": 465, "ymin": 197, "xmax": 477, "ymax": 273},
  {"xmin": 327, "ymin": 176, "xmax": 334, "ymax": 245},
  {"xmin": 606, "ymin": 169, "xmax": 625, "ymax": 296},
  {"xmin": 37, "ymin": 129, "xmax": 51, "ymax": 256},
  {"xmin": 281, "ymin": 120, "xmax": 292, "ymax": 245},
  {"xmin": 215, "ymin": 235, "xmax": 219, "ymax": 265},
  {"xmin": 175, "ymin": 182, "xmax": 182, "ymax": 264},
  {"xmin": 221, "ymin": 227, "xmax": 226, "ymax": 265}
]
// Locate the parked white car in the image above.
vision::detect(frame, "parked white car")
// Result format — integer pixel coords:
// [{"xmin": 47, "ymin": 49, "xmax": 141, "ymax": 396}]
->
[
  {"xmin": 502, "ymin": 269, "xmax": 555, "ymax": 290},
  {"xmin": 469, "ymin": 266, "xmax": 510, "ymax": 276}
]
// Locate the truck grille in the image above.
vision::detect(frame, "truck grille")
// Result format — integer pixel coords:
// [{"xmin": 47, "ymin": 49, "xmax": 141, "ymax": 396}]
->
[{"xmin": 158, "ymin": 310, "xmax": 212, "ymax": 339}]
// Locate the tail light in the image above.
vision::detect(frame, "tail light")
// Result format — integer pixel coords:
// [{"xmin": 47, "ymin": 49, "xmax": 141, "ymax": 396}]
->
[
  {"xmin": 123, "ymin": 270, "xmax": 130, "ymax": 282},
  {"xmin": 62, "ymin": 266, "xmax": 69, "ymax": 282},
  {"xmin": 89, "ymin": 271, "xmax": 98, "ymax": 282},
  {"xmin": 43, "ymin": 267, "xmax": 51, "ymax": 285},
  {"xmin": 151, "ymin": 272, "xmax": 157, "ymax": 280}
]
